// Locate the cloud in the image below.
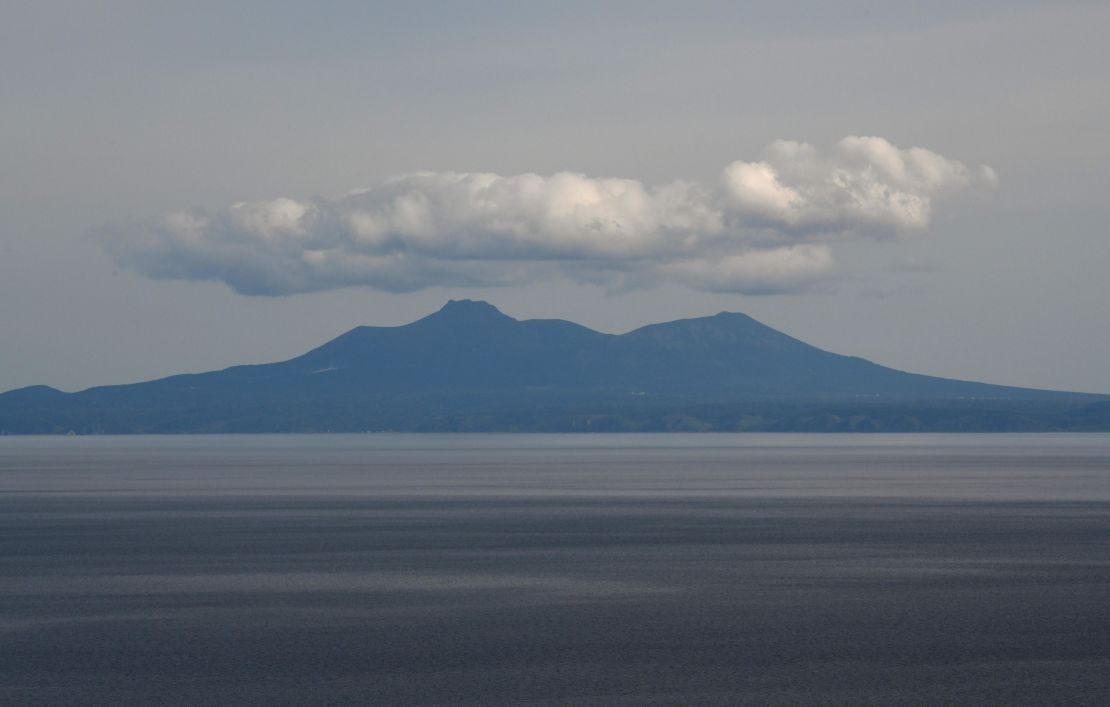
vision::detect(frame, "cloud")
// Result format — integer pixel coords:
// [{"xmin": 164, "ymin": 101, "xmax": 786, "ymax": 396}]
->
[
  {"xmin": 103, "ymin": 137, "xmax": 994, "ymax": 295},
  {"xmin": 721, "ymin": 137, "xmax": 996, "ymax": 234}
]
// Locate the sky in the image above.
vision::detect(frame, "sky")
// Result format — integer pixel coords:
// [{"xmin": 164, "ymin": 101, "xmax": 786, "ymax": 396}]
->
[{"xmin": 2, "ymin": 0, "xmax": 1108, "ymax": 394}]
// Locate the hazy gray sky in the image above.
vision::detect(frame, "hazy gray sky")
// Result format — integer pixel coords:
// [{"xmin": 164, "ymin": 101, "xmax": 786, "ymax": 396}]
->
[{"xmin": 2, "ymin": 1, "xmax": 1108, "ymax": 393}]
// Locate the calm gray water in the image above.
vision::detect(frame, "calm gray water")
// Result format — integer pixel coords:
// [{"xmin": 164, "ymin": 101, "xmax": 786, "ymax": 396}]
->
[{"xmin": 2, "ymin": 434, "xmax": 1109, "ymax": 705}]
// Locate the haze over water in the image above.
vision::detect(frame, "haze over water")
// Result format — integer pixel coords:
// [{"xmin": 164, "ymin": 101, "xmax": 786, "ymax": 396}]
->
[{"xmin": 3, "ymin": 434, "xmax": 1109, "ymax": 705}]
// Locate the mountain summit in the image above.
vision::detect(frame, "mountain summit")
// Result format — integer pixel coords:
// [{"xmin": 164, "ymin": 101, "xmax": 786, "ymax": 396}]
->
[
  {"xmin": 419, "ymin": 299, "xmax": 518, "ymax": 327},
  {"xmin": 2, "ymin": 301, "xmax": 1105, "ymax": 433}
]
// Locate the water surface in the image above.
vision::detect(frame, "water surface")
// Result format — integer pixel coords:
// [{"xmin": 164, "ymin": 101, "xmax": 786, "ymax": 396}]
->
[{"xmin": 2, "ymin": 434, "xmax": 1109, "ymax": 705}]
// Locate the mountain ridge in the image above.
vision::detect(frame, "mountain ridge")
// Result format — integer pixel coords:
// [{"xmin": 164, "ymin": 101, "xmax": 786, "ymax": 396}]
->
[{"xmin": 2, "ymin": 300, "xmax": 1107, "ymax": 433}]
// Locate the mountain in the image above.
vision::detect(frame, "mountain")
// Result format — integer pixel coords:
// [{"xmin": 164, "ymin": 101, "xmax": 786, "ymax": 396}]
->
[{"xmin": 2, "ymin": 300, "xmax": 1107, "ymax": 433}]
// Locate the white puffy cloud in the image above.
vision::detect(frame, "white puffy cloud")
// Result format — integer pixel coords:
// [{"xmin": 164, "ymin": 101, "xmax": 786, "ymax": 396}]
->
[
  {"xmin": 104, "ymin": 137, "xmax": 993, "ymax": 295},
  {"xmin": 721, "ymin": 136, "xmax": 996, "ymax": 235}
]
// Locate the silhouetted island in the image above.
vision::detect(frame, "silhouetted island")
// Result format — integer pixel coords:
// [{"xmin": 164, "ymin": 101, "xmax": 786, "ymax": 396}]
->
[{"xmin": 2, "ymin": 300, "xmax": 1107, "ymax": 433}]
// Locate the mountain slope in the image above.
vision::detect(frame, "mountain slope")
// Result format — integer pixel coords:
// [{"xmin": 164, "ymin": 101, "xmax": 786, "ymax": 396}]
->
[{"xmin": 1, "ymin": 300, "xmax": 1105, "ymax": 433}]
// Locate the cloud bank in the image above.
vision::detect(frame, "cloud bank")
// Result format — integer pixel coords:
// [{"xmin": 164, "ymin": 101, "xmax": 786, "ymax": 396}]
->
[{"xmin": 104, "ymin": 137, "xmax": 995, "ymax": 295}]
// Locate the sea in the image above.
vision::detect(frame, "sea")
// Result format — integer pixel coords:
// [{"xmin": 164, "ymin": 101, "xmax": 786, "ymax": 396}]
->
[{"xmin": 2, "ymin": 433, "xmax": 1109, "ymax": 706}]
